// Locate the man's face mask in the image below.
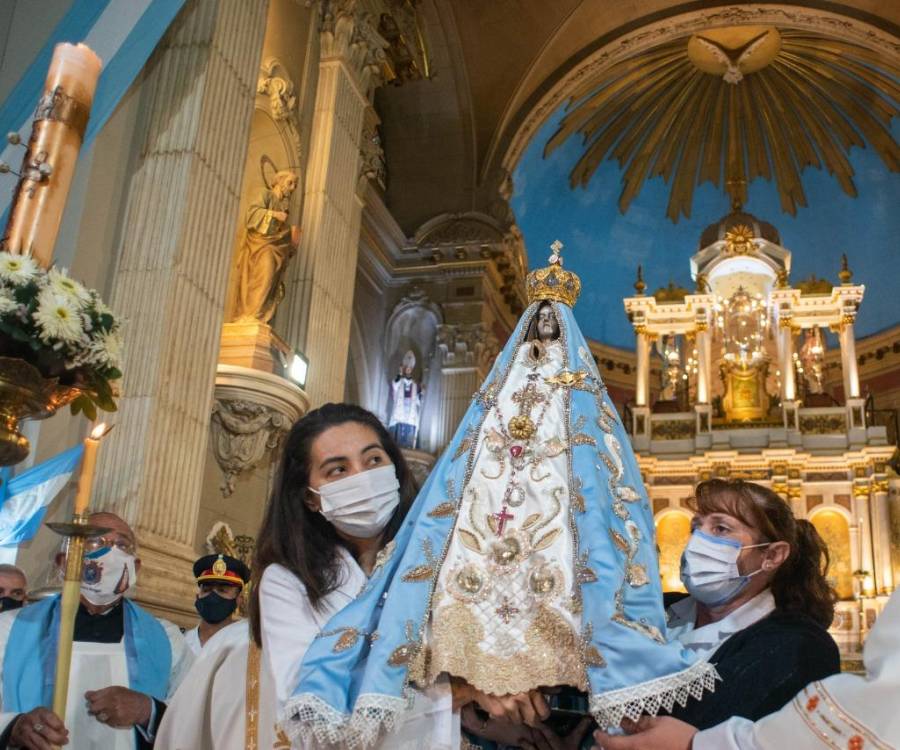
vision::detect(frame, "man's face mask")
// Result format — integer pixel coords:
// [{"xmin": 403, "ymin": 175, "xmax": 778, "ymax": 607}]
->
[
  {"xmin": 195, "ymin": 591, "xmax": 239, "ymax": 624},
  {"xmin": 0, "ymin": 597, "xmax": 23, "ymax": 612},
  {"xmin": 81, "ymin": 545, "xmax": 137, "ymax": 607}
]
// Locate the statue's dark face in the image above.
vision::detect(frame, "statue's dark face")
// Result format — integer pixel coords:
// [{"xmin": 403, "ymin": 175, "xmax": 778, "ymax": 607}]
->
[{"xmin": 535, "ymin": 303, "xmax": 560, "ymax": 342}]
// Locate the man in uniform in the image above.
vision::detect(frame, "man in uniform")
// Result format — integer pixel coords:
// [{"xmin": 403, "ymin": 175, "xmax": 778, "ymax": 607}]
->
[{"xmin": 183, "ymin": 553, "xmax": 249, "ymax": 656}]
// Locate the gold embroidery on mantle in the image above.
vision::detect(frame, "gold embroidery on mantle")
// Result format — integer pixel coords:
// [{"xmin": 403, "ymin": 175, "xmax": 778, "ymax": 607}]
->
[{"xmin": 427, "ymin": 602, "xmax": 587, "ymax": 695}]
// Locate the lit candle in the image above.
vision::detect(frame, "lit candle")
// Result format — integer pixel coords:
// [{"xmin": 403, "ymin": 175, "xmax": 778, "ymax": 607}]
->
[
  {"xmin": 73, "ymin": 422, "xmax": 108, "ymax": 516},
  {"xmin": 2, "ymin": 43, "xmax": 102, "ymax": 268}
]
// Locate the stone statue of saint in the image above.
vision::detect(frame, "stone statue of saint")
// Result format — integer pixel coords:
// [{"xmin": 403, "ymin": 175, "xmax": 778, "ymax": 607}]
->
[
  {"xmin": 388, "ymin": 350, "xmax": 423, "ymax": 449},
  {"xmin": 230, "ymin": 169, "xmax": 301, "ymax": 324}
]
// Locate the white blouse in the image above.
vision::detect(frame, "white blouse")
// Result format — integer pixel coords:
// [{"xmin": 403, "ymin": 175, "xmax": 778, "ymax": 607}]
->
[
  {"xmin": 259, "ymin": 548, "xmax": 366, "ymax": 709},
  {"xmin": 666, "ymin": 589, "xmax": 776, "ymax": 661},
  {"xmin": 259, "ymin": 548, "xmax": 459, "ymax": 749}
]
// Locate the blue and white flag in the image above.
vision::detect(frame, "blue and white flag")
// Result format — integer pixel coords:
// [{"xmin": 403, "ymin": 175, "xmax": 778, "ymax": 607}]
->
[
  {"xmin": 0, "ymin": 0, "xmax": 188, "ymax": 220},
  {"xmin": 0, "ymin": 444, "xmax": 83, "ymax": 549}
]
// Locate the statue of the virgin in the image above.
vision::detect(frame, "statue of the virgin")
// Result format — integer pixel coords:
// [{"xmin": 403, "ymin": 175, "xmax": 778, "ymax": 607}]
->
[{"xmin": 283, "ymin": 243, "xmax": 718, "ymax": 747}]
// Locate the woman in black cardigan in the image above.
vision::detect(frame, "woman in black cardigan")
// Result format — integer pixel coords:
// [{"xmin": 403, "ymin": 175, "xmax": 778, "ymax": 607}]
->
[{"xmin": 664, "ymin": 478, "xmax": 840, "ymax": 731}]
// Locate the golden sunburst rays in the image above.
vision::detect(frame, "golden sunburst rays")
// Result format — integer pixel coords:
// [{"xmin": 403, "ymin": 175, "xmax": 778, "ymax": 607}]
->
[{"xmin": 544, "ymin": 27, "xmax": 900, "ymax": 222}]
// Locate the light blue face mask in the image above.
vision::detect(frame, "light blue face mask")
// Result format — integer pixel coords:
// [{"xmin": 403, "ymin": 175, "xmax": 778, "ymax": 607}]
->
[{"xmin": 680, "ymin": 529, "xmax": 770, "ymax": 607}]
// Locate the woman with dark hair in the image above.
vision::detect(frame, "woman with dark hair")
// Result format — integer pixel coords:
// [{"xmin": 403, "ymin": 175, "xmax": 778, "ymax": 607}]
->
[
  {"xmin": 157, "ymin": 403, "xmax": 434, "ymax": 750},
  {"xmin": 660, "ymin": 478, "xmax": 840, "ymax": 730},
  {"xmin": 250, "ymin": 402, "xmax": 417, "ymax": 704}
]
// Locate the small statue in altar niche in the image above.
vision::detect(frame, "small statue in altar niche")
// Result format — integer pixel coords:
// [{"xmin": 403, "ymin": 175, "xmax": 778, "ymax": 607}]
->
[
  {"xmin": 799, "ymin": 326, "xmax": 826, "ymax": 395},
  {"xmin": 388, "ymin": 350, "xmax": 424, "ymax": 449},
  {"xmin": 229, "ymin": 168, "xmax": 301, "ymax": 324},
  {"xmin": 658, "ymin": 336, "xmax": 684, "ymax": 402}
]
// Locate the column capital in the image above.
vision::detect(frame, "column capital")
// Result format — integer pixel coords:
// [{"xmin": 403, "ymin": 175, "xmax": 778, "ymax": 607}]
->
[
  {"xmin": 318, "ymin": 0, "xmax": 390, "ymax": 95},
  {"xmin": 436, "ymin": 323, "xmax": 498, "ymax": 370}
]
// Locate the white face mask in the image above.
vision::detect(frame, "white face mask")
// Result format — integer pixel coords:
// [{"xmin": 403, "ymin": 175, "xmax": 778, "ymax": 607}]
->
[
  {"xmin": 81, "ymin": 546, "xmax": 137, "ymax": 607},
  {"xmin": 680, "ymin": 530, "xmax": 770, "ymax": 607},
  {"xmin": 310, "ymin": 464, "xmax": 400, "ymax": 538}
]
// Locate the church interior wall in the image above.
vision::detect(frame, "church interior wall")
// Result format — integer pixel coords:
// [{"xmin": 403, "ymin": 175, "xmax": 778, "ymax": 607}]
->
[
  {"xmin": 0, "ymin": 0, "xmax": 896, "ymax": 629},
  {"xmin": 194, "ymin": 0, "xmax": 320, "ymax": 570}
]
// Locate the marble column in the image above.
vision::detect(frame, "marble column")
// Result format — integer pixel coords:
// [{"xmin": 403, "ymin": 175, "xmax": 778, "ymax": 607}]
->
[
  {"xmin": 695, "ymin": 327, "xmax": 711, "ymax": 405},
  {"xmin": 856, "ymin": 486, "xmax": 877, "ymax": 594},
  {"xmin": 93, "ymin": 0, "xmax": 269, "ymax": 623},
  {"xmin": 281, "ymin": 2, "xmax": 386, "ymax": 405},
  {"xmin": 872, "ymin": 481, "xmax": 894, "ymax": 593},
  {"xmin": 779, "ymin": 322, "xmax": 796, "ymax": 402},
  {"xmin": 430, "ymin": 324, "xmax": 489, "ymax": 452},
  {"xmin": 839, "ymin": 320, "xmax": 860, "ymax": 400},
  {"xmin": 635, "ymin": 330, "xmax": 650, "ymax": 408}
]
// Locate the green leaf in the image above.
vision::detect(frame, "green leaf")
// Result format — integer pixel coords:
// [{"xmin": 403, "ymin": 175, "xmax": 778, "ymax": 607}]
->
[{"xmin": 82, "ymin": 398, "xmax": 98, "ymax": 421}]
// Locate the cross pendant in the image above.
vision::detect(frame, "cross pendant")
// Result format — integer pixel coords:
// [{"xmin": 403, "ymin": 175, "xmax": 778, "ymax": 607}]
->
[
  {"xmin": 496, "ymin": 597, "xmax": 520, "ymax": 624},
  {"xmin": 492, "ymin": 505, "xmax": 514, "ymax": 536}
]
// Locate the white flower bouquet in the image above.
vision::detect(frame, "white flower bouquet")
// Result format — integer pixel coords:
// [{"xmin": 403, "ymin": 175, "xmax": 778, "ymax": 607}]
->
[{"xmin": 0, "ymin": 252, "xmax": 122, "ymax": 418}]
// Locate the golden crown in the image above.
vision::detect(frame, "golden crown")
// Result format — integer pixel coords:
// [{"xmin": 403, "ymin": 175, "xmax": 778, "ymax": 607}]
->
[{"xmin": 526, "ymin": 239, "xmax": 581, "ymax": 308}]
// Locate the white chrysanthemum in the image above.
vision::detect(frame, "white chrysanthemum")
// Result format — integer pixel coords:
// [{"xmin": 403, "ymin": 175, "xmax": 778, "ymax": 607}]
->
[
  {"xmin": 88, "ymin": 329, "xmax": 123, "ymax": 370},
  {"xmin": 33, "ymin": 291, "xmax": 84, "ymax": 343},
  {"xmin": 88, "ymin": 291, "xmax": 115, "ymax": 320},
  {"xmin": 0, "ymin": 253, "xmax": 39, "ymax": 285},
  {"xmin": 46, "ymin": 267, "xmax": 91, "ymax": 306},
  {"xmin": 0, "ymin": 288, "xmax": 16, "ymax": 315}
]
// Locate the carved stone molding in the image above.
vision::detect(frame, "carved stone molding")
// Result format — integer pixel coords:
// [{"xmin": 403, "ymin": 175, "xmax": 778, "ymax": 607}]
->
[
  {"xmin": 257, "ymin": 56, "xmax": 301, "ymax": 162},
  {"xmin": 317, "ymin": 0, "xmax": 430, "ymax": 93},
  {"xmin": 319, "ymin": 0, "xmax": 391, "ymax": 95},
  {"xmin": 211, "ymin": 365, "xmax": 309, "ymax": 496},
  {"xmin": 359, "ymin": 106, "xmax": 386, "ymax": 189},
  {"xmin": 436, "ymin": 323, "xmax": 498, "ymax": 370}
]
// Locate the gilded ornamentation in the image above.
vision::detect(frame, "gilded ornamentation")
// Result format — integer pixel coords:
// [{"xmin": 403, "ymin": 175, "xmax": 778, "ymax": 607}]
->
[
  {"xmin": 724, "ymin": 224, "xmax": 757, "ymax": 255},
  {"xmin": 401, "ymin": 539, "xmax": 438, "ymax": 583},
  {"xmin": 428, "ymin": 502, "xmax": 457, "ymax": 518},
  {"xmin": 544, "ymin": 24, "xmax": 900, "ymax": 221},
  {"xmin": 388, "ymin": 621, "xmax": 419, "ymax": 667},
  {"xmin": 799, "ymin": 414, "xmax": 847, "ymax": 435},
  {"xmin": 651, "ymin": 418, "xmax": 696, "ymax": 440},
  {"xmin": 526, "ymin": 241, "xmax": 581, "ymax": 308},
  {"xmin": 428, "ymin": 602, "xmax": 587, "ymax": 695}
]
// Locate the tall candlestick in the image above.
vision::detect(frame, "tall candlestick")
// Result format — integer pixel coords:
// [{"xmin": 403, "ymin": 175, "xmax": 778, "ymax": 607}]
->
[
  {"xmin": 2, "ymin": 43, "xmax": 102, "ymax": 268},
  {"xmin": 50, "ymin": 422, "xmax": 111, "ymax": 728}
]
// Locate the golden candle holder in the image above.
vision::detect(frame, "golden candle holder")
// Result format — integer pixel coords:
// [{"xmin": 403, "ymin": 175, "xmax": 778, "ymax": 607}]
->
[
  {"xmin": 45, "ymin": 514, "xmax": 111, "ymax": 722},
  {"xmin": 0, "ymin": 357, "xmax": 81, "ymax": 465},
  {"xmin": 45, "ymin": 422, "xmax": 112, "ymax": 727}
]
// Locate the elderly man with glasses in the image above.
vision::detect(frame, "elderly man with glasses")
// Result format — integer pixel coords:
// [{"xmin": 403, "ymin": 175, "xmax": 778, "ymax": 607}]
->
[{"xmin": 0, "ymin": 512, "xmax": 193, "ymax": 750}]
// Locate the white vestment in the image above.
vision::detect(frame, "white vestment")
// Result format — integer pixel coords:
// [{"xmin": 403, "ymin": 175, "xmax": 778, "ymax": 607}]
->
[
  {"xmin": 695, "ymin": 589, "xmax": 899, "ymax": 749},
  {"xmin": 388, "ymin": 377, "xmax": 421, "ymax": 428},
  {"xmin": 262, "ymin": 551, "xmax": 458, "ymax": 749},
  {"xmin": 183, "ymin": 620, "xmax": 243, "ymax": 658},
  {"xmin": 155, "ymin": 620, "xmax": 281, "ymax": 750},
  {"xmin": 0, "ymin": 602, "xmax": 191, "ymax": 749}
]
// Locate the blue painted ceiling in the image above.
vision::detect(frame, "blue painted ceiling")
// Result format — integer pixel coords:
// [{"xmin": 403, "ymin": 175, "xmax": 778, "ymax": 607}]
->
[{"xmin": 511, "ymin": 109, "xmax": 900, "ymax": 350}]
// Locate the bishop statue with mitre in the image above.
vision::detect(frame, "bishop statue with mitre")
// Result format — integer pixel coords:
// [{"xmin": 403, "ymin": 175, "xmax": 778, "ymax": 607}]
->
[{"xmin": 282, "ymin": 242, "xmax": 718, "ymax": 747}]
